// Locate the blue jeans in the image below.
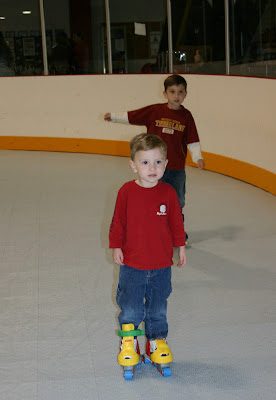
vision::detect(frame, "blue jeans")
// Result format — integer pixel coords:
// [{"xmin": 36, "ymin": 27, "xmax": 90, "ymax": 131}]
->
[
  {"xmin": 116, "ymin": 265, "xmax": 172, "ymax": 340},
  {"xmin": 161, "ymin": 169, "xmax": 186, "ymax": 211}
]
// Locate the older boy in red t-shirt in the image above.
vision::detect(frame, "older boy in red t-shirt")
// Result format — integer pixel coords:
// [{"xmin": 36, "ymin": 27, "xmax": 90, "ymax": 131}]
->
[{"xmin": 105, "ymin": 75, "xmax": 204, "ymax": 244}]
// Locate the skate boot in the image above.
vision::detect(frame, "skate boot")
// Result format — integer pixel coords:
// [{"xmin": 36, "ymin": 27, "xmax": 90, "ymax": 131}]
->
[
  {"xmin": 117, "ymin": 324, "xmax": 144, "ymax": 380},
  {"xmin": 144, "ymin": 339, "xmax": 173, "ymax": 377}
]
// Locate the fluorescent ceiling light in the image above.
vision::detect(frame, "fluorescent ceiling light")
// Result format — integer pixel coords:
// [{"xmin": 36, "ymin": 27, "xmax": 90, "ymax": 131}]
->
[
  {"xmin": 0, "ymin": 16, "xmax": 6, "ymax": 20},
  {"xmin": 22, "ymin": 10, "xmax": 31, "ymax": 15}
]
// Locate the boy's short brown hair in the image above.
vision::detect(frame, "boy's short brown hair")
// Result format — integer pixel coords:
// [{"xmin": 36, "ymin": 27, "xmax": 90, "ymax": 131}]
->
[
  {"xmin": 130, "ymin": 133, "xmax": 167, "ymax": 161},
  {"xmin": 164, "ymin": 74, "xmax": 187, "ymax": 91}
]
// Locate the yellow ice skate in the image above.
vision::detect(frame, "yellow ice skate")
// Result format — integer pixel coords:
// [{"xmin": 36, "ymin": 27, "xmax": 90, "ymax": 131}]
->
[
  {"xmin": 117, "ymin": 324, "xmax": 144, "ymax": 380},
  {"xmin": 144, "ymin": 339, "xmax": 173, "ymax": 376}
]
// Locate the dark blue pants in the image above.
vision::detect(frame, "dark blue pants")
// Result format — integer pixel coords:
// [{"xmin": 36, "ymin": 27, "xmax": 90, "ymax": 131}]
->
[
  {"xmin": 161, "ymin": 169, "xmax": 186, "ymax": 210},
  {"xmin": 116, "ymin": 265, "xmax": 172, "ymax": 340}
]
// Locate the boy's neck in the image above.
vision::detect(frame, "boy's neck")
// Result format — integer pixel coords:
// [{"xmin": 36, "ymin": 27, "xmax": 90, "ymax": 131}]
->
[
  {"xmin": 135, "ymin": 179, "xmax": 159, "ymax": 188},
  {"xmin": 167, "ymin": 103, "xmax": 182, "ymax": 111}
]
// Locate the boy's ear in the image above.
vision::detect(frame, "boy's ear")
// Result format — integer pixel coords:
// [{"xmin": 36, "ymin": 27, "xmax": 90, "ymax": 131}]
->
[
  {"xmin": 165, "ymin": 159, "xmax": 168, "ymax": 169},
  {"xmin": 163, "ymin": 90, "xmax": 168, "ymax": 99},
  {"xmin": 129, "ymin": 159, "xmax": 137, "ymax": 173}
]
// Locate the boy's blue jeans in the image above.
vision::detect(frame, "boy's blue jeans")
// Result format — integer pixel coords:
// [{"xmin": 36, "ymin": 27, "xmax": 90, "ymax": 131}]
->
[
  {"xmin": 116, "ymin": 265, "xmax": 172, "ymax": 340},
  {"xmin": 161, "ymin": 169, "xmax": 186, "ymax": 210}
]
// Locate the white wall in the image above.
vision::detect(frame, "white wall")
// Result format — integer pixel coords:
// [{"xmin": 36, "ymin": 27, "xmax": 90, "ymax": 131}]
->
[{"xmin": 0, "ymin": 74, "xmax": 275, "ymax": 174}]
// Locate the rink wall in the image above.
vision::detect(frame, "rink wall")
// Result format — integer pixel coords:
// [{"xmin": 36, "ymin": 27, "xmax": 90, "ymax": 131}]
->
[{"xmin": 0, "ymin": 74, "xmax": 275, "ymax": 195}]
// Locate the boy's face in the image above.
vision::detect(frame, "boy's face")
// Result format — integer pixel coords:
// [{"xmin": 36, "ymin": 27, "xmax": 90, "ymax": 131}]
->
[
  {"xmin": 129, "ymin": 148, "xmax": 168, "ymax": 188},
  {"xmin": 163, "ymin": 83, "xmax": 187, "ymax": 110}
]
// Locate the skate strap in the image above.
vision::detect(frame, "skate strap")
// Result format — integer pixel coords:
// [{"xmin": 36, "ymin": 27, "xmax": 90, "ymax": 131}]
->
[{"xmin": 118, "ymin": 329, "xmax": 145, "ymax": 337}]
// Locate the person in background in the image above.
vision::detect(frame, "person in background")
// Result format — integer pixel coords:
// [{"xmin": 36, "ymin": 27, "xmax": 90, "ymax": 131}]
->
[
  {"xmin": 194, "ymin": 48, "xmax": 213, "ymax": 74},
  {"xmin": 72, "ymin": 32, "xmax": 89, "ymax": 74},
  {"xmin": 50, "ymin": 31, "xmax": 73, "ymax": 75},
  {"xmin": 0, "ymin": 32, "xmax": 14, "ymax": 76}
]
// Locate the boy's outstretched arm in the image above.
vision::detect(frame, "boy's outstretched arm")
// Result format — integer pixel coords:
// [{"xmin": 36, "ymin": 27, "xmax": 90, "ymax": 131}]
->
[
  {"xmin": 112, "ymin": 248, "xmax": 124, "ymax": 265},
  {"xmin": 177, "ymin": 245, "xmax": 187, "ymax": 268},
  {"xmin": 103, "ymin": 112, "xmax": 129, "ymax": 124}
]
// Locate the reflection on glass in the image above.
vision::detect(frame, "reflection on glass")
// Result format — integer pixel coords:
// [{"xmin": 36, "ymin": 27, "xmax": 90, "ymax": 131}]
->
[
  {"xmin": 171, "ymin": 0, "xmax": 226, "ymax": 75},
  {"xmin": 229, "ymin": 0, "xmax": 276, "ymax": 78},
  {"xmin": 0, "ymin": 1, "xmax": 275, "ymax": 79},
  {"xmin": 0, "ymin": 1, "xmax": 43, "ymax": 76},
  {"xmin": 0, "ymin": 32, "xmax": 14, "ymax": 75},
  {"xmin": 108, "ymin": 0, "xmax": 168, "ymax": 73},
  {"xmin": 44, "ymin": 0, "xmax": 106, "ymax": 75},
  {"xmin": 48, "ymin": 30, "xmax": 73, "ymax": 75}
]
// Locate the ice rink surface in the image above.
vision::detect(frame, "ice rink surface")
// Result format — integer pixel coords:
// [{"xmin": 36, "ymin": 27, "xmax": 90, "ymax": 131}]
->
[{"xmin": 0, "ymin": 150, "xmax": 275, "ymax": 400}]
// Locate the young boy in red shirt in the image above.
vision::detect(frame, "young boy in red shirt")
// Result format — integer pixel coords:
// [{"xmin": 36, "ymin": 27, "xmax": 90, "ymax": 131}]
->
[
  {"xmin": 105, "ymin": 74, "xmax": 204, "ymax": 244},
  {"xmin": 109, "ymin": 133, "xmax": 186, "ymax": 376}
]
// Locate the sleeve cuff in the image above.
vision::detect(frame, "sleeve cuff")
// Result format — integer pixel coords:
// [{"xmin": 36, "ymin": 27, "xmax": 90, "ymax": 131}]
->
[
  {"xmin": 187, "ymin": 142, "xmax": 203, "ymax": 163},
  {"xmin": 110, "ymin": 112, "xmax": 129, "ymax": 124}
]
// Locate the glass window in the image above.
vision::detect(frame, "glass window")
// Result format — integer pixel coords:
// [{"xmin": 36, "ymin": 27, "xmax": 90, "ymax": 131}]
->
[
  {"xmin": 229, "ymin": 0, "xmax": 276, "ymax": 78},
  {"xmin": 171, "ymin": 0, "xmax": 226, "ymax": 75},
  {"xmin": 1, "ymin": 1, "xmax": 275, "ymax": 79},
  {"xmin": 44, "ymin": 0, "xmax": 106, "ymax": 75},
  {"xmin": 0, "ymin": 1, "xmax": 43, "ymax": 76},
  {"xmin": 108, "ymin": 0, "xmax": 168, "ymax": 73}
]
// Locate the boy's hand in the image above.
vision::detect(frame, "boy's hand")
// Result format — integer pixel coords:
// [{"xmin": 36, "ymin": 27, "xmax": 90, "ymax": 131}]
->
[
  {"xmin": 113, "ymin": 248, "xmax": 124, "ymax": 265},
  {"xmin": 104, "ymin": 113, "xmax": 112, "ymax": 121},
  {"xmin": 177, "ymin": 246, "xmax": 187, "ymax": 268},
  {"xmin": 197, "ymin": 159, "xmax": 204, "ymax": 170}
]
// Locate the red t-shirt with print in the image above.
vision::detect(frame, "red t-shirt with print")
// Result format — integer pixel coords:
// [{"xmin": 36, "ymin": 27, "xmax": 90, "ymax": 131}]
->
[
  {"xmin": 109, "ymin": 180, "xmax": 186, "ymax": 270},
  {"xmin": 128, "ymin": 103, "xmax": 199, "ymax": 170}
]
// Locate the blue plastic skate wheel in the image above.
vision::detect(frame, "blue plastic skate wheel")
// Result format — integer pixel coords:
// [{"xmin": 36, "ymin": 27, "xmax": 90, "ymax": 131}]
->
[
  {"xmin": 162, "ymin": 367, "xmax": 171, "ymax": 377},
  {"xmin": 124, "ymin": 370, "xmax": 133, "ymax": 380}
]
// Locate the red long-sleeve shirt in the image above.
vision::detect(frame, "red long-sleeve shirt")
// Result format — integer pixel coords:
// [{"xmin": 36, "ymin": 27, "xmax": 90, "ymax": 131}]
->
[
  {"xmin": 109, "ymin": 180, "xmax": 186, "ymax": 270},
  {"xmin": 128, "ymin": 103, "xmax": 200, "ymax": 170}
]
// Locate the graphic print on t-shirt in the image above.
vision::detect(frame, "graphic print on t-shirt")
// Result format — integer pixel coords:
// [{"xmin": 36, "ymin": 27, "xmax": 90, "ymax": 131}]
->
[
  {"xmin": 155, "ymin": 118, "xmax": 185, "ymax": 135},
  {"xmin": 157, "ymin": 203, "xmax": 167, "ymax": 216}
]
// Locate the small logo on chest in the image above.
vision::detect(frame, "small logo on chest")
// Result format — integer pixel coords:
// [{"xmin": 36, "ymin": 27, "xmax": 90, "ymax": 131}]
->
[{"xmin": 157, "ymin": 204, "xmax": 167, "ymax": 216}]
